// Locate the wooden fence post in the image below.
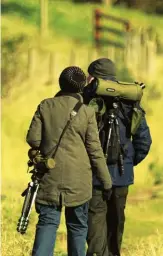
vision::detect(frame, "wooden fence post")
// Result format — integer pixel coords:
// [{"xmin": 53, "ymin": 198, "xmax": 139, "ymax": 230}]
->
[
  {"xmin": 94, "ymin": 9, "xmax": 101, "ymax": 48},
  {"xmin": 91, "ymin": 48, "xmax": 98, "ymax": 63},
  {"xmin": 40, "ymin": 0, "xmax": 48, "ymax": 38},
  {"xmin": 107, "ymin": 46, "xmax": 115, "ymax": 61},
  {"xmin": 132, "ymin": 32, "xmax": 141, "ymax": 76},
  {"xmin": 27, "ymin": 48, "xmax": 37, "ymax": 79},
  {"xmin": 140, "ymin": 29, "xmax": 149, "ymax": 77},
  {"xmin": 69, "ymin": 49, "xmax": 76, "ymax": 66},
  {"xmin": 146, "ymin": 27, "xmax": 157, "ymax": 78},
  {"xmin": 103, "ymin": 0, "xmax": 112, "ymax": 5},
  {"xmin": 125, "ymin": 32, "xmax": 132, "ymax": 68},
  {"xmin": 87, "ymin": 48, "xmax": 93, "ymax": 66},
  {"xmin": 48, "ymin": 52, "xmax": 56, "ymax": 84},
  {"xmin": 146, "ymin": 41, "xmax": 157, "ymax": 78}
]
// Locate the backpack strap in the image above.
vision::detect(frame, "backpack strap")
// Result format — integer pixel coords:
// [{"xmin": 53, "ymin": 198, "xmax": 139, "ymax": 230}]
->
[
  {"xmin": 48, "ymin": 94, "xmax": 83, "ymax": 158},
  {"xmin": 118, "ymin": 101, "xmax": 131, "ymax": 128},
  {"xmin": 118, "ymin": 101, "xmax": 145, "ymax": 156}
]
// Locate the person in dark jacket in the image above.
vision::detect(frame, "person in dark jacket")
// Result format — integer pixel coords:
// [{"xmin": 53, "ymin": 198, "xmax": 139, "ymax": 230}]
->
[
  {"xmin": 26, "ymin": 66, "xmax": 112, "ymax": 256},
  {"xmin": 85, "ymin": 58, "xmax": 152, "ymax": 256}
]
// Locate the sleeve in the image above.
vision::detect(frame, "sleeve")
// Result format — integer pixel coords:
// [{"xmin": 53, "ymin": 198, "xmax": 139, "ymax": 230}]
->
[
  {"xmin": 26, "ymin": 104, "xmax": 42, "ymax": 149},
  {"xmin": 132, "ymin": 116, "xmax": 152, "ymax": 166},
  {"xmin": 85, "ymin": 109, "xmax": 112, "ymax": 190}
]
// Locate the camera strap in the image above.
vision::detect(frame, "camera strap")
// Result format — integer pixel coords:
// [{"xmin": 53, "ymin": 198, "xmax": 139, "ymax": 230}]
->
[{"xmin": 50, "ymin": 94, "xmax": 83, "ymax": 159}]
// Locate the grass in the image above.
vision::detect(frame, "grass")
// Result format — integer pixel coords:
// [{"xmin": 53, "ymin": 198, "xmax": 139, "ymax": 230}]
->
[
  {"xmin": 1, "ymin": 179, "xmax": 163, "ymax": 255},
  {"xmin": 1, "ymin": 76, "xmax": 163, "ymax": 255},
  {"xmin": 2, "ymin": 0, "xmax": 163, "ymax": 47}
]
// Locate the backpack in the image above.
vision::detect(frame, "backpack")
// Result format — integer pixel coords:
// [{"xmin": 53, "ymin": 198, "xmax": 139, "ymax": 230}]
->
[{"xmin": 89, "ymin": 96, "xmax": 144, "ymax": 175}]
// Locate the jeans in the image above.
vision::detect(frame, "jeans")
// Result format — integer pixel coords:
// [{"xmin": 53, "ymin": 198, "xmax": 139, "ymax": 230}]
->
[
  {"xmin": 32, "ymin": 202, "xmax": 89, "ymax": 256},
  {"xmin": 87, "ymin": 186, "xmax": 128, "ymax": 256}
]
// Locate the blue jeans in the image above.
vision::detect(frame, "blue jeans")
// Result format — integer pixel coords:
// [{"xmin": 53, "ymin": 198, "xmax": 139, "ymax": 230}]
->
[{"xmin": 32, "ymin": 202, "xmax": 89, "ymax": 256}]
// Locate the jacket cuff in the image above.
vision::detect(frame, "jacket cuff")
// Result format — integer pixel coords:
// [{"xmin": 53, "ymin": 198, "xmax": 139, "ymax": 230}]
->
[{"xmin": 103, "ymin": 182, "xmax": 112, "ymax": 190}]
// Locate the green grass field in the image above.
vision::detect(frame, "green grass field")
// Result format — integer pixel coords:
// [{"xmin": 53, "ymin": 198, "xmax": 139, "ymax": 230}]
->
[
  {"xmin": 2, "ymin": 0, "xmax": 163, "ymax": 53},
  {"xmin": 2, "ymin": 1, "xmax": 163, "ymax": 255},
  {"xmin": 2, "ymin": 0, "xmax": 163, "ymax": 41}
]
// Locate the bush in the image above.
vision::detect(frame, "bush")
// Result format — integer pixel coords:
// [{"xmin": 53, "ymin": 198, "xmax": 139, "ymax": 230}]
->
[
  {"xmin": 2, "ymin": 35, "xmax": 27, "ymax": 97},
  {"xmin": 149, "ymin": 162, "xmax": 163, "ymax": 185},
  {"xmin": 114, "ymin": 0, "xmax": 163, "ymax": 15}
]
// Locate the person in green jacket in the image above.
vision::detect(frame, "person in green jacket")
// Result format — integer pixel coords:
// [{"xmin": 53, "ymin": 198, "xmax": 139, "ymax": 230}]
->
[{"xmin": 26, "ymin": 66, "xmax": 112, "ymax": 256}]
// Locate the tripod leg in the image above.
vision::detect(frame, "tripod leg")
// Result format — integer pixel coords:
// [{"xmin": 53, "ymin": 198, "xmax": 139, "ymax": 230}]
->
[
  {"xmin": 115, "ymin": 119, "xmax": 124, "ymax": 176},
  {"xmin": 17, "ymin": 182, "xmax": 39, "ymax": 234},
  {"xmin": 104, "ymin": 122, "xmax": 113, "ymax": 160}
]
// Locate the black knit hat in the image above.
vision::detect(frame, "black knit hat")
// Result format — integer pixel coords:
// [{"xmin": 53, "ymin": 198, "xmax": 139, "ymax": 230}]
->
[
  {"xmin": 88, "ymin": 58, "xmax": 116, "ymax": 80},
  {"xmin": 59, "ymin": 66, "xmax": 86, "ymax": 93}
]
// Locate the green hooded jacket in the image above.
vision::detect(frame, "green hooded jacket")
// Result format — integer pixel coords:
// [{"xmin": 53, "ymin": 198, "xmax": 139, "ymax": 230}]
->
[{"xmin": 26, "ymin": 93, "xmax": 112, "ymax": 207}]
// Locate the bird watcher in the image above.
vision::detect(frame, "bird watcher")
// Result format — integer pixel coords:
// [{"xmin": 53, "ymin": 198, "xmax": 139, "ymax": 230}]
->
[{"xmin": 25, "ymin": 66, "xmax": 112, "ymax": 256}]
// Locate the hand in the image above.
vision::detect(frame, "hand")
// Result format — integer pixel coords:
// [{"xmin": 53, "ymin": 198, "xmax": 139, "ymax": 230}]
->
[
  {"xmin": 103, "ymin": 188, "xmax": 112, "ymax": 201},
  {"xmin": 28, "ymin": 148, "xmax": 39, "ymax": 161}
]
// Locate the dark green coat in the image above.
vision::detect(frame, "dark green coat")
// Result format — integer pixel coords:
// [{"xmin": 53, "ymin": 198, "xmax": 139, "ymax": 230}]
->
[{"xmin": 26, "ymin": 93, "xmax": 112, "ymax": 207}]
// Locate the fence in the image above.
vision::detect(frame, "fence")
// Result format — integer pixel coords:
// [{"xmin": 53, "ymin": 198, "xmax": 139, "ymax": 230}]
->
[
  {"xmin": 93, "ymin": 9, "xmax": 158, "ymax": 78},
  {"xmin": 23, "ymin": 35, "xmax": 157, "ymax": 86},
  {"xmin": 94, "ymin": 8, "xmax": 131, "ymax": 48},
  {"xmin": 25, "ymin": 47, "xmax": 102, "ymax": 85},
  {"xmin": 6, "ymin": 11, "xmax": 158, "ymax": 89},
  {"xmin": 23, "ymin": 11, "xmax": 157, "ymax": 84}
]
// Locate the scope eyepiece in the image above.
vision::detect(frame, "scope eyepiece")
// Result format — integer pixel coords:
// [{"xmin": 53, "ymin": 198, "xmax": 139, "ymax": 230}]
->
[
  {"xmin": 135, "ymin": 81, "xmax": 145, "ymax": 90},
  {"xmin": 140, "ymin": 83, "xmax": 145, "ymax": 89}
]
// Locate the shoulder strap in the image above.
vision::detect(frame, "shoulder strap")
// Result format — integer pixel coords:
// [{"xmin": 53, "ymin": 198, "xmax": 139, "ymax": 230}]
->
[
  {"xmin": 50, "ymin": 96, "xmax": 83, "ymax": 158},
  {"xmin": 118, "ymin": 101, "xmax": 131, "ymax": 126}
]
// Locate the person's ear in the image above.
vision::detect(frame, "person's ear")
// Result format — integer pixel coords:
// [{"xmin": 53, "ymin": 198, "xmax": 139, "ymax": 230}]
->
[{"xmin": 87, "ymin": 75, "xmax": 94, "ymax": 84}]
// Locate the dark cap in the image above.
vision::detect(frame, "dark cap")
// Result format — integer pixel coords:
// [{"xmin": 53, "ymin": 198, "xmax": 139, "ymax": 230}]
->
[
  {"xmin": 88, "ymin": 58, "xmax": 116, "ymax": 80},
  {"xmin": 59, "ymin": 66, "xmax": 86, "ymax": 93}
]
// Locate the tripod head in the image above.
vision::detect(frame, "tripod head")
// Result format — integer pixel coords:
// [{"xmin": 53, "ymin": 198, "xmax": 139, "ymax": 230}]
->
[{"xmin": 106, "ymin": 99, "xmax": 120, "ymax": 122}]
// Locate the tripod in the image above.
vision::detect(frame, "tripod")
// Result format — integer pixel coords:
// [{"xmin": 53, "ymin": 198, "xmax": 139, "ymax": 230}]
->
[
  {"xmin": 103, "ymin": 101, "xmax": 124, "ymax": 176},
  {"xmin": 17, "ymin": 165, "xmax": 40, "ymax": 234}
]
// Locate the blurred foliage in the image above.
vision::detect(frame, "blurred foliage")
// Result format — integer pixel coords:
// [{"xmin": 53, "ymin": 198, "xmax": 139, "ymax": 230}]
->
[
  {"xmin": 117, "ymin": 67, "xmax": 134, "ymax": 81},
  {"xmin": 149, "ymin": 162, "xmax": 163, "ymax": 185},
  {"xmin": 1, "ymin": 0, "xmax": 40, "ymax": 27},
  {"xmin": 72, "ymin": 0, "xmax": 163, "ymax": 15},
  {"xmin": 146, "ymin": 84, "xmax": 162, "ymax": 101},
  {"xmin": 114, "ymin": 0, "xmax": 163, "ymax": 15},
  {"xmin": 1, "ymin": 35, "xmax": 28, "ymax": 97}
]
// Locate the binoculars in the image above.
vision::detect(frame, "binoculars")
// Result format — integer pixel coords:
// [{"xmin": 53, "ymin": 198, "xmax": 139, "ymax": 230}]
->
[{"xmin": 28, "ymin": 149, "xmax": 56, "ymax": 170}]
